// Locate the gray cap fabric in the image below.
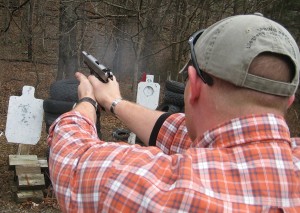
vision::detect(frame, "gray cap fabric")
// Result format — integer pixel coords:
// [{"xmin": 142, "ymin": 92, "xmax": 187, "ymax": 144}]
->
[{"xmin": 193, "ymin": 14, "xmax": 300, "ymax": 96}]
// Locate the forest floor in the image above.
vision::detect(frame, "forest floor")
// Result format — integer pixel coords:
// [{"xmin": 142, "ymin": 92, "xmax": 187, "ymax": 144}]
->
[
  {"xmin": 0, "ymin": 60, "xmax": 128, "ymax": 212},
  {"xmin": 0, "ymin": 59, "xmax": 299, "ymax": 212}
]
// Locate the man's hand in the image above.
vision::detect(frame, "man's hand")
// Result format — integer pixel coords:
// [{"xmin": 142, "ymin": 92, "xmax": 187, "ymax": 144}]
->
[
  {"xmin": 88, "ymin": 75, "xmax": 122, "ymax": 112},
  {"xmin": 75, "ymin": 72, "xmax": 96, "ymax": 101},
  {"xmin": 75, "ymin": 72, "xmax": 163, "ymax": 145},
  {"xmin": 73, "ymin": 72, "xmax": 97, "ymax": 123}
]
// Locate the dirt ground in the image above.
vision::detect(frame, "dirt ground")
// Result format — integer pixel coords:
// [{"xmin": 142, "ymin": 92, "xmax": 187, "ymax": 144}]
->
[
  {"xmin": 0, "ymin": 60, "xmax": 128, "ymax": 212},
  {"xmin": 0, "ymin": 59, "xmax": 299, "ymax": 212}
]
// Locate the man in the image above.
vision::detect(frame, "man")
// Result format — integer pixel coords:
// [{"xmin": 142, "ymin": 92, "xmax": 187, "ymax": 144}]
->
[{"xmin": 48, "ymin": 14, "xmax": 300, "ymax": 212}]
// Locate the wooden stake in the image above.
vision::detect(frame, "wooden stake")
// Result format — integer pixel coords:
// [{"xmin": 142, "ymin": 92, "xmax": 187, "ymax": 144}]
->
[{"xmin": 17, "ymin": 144, "xmax": 31, "ymax": 155}]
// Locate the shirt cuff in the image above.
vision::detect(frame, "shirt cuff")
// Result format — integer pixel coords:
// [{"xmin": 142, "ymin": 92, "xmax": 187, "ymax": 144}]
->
[{"xmin": 148, "ymin": 113, "xmax": 172, "ymax": 146}]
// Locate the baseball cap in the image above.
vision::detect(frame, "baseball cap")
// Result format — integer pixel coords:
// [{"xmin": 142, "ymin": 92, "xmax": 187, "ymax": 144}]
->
[{"xmin": 182, "ymin": 13, "xmax": 300, "ymax": 96}]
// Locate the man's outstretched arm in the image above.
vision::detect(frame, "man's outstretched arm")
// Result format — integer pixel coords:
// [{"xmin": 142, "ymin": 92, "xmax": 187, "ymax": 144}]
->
[{"xmin": 74, "ymin": 72, "xmax": 164, "ymax": 146}]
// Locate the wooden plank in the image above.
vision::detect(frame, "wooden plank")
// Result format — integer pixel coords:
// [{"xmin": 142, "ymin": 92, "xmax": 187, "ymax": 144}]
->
[
  {"xmin": 15, "ymin": 190, "xmax": 44, "ymax": 203},
  {"xmin": 17, "ymin": 174, "xmax": 45, "ymax": 190},
  {"xmin": 9, "ymin": 155, "xmax": 38, "ymax": 170},
  {"xmin": 38, "ymin": 158, "xmax": 48, "ymax": 168},
  {"xmin": 15, "ymin": 165, "xmax": 41, "ymax": 176}
]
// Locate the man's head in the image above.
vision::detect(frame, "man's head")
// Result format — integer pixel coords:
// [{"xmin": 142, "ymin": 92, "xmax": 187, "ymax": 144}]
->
[
  {"xmin": 182, "ymin": 13, "xmax": 299, "ymax": 97},
  {"xmin": 182, "ymin": 14, "xmax": 300, "ymax": 140}
]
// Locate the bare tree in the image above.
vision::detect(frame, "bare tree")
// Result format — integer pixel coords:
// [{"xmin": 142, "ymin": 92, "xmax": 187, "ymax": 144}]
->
[
  {"xmin": 0, "ymin": 0, "xmax": 298, "ymax": 84},
  {"xmin": 57, "ymin": 0, "xmax": 79, "ymax": 80}
]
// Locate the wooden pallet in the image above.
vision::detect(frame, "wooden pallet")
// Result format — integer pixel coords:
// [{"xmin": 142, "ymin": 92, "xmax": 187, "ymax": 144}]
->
[{"xmin": 9, "ymin": 154, "xmax": 48, "ymax": 203}]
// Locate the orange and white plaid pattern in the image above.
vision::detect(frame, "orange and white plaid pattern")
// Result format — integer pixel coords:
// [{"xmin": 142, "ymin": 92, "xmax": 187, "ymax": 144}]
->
[{"xmin": 48, "ymin": 112, "xmax": 300, "ymax": 212}]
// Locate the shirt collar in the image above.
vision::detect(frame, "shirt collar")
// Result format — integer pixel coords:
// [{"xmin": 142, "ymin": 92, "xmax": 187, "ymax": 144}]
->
[{"xmin": 197, "ymin": 114, "xmax": 291, "ymax": 148}]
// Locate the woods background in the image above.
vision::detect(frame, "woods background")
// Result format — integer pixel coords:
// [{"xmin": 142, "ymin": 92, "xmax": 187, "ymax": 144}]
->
[{"xmin": 1, "ymin": 0, "xmax": 300, "ymax": 96}]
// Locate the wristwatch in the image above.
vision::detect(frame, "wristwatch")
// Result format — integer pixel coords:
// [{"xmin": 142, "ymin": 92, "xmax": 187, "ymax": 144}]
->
[{"xmin": 73, "ymin": 97, "xmax": 98, "ymax": 111}]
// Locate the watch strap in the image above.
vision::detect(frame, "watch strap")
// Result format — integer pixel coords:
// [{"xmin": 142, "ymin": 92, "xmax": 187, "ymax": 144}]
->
[{"xmin": 75, "ymin": 97, "xmax": 98, "ymax": 111}]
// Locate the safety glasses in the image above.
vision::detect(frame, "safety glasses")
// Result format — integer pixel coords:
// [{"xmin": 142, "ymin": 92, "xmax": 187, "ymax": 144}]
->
[
  {"xmin": 186, "ymin": 29, "xmax": 213, "ymax": 85},
  {"xmin": 181, "ymin": 60, "xmax": 193, "ymax": 83}
]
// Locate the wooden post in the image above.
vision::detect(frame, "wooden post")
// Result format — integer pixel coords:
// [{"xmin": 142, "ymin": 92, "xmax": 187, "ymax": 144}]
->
[{"xmin": 17, "ymin": 144, "xmax": 31, "ymax": 155}]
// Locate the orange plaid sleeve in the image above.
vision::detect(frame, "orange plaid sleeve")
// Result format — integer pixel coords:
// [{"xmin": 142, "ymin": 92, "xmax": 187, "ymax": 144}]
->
[
  {"xmin": 155, "ymin": 113, "xmax": 192, "ymax": 154},
  {"xmin": 48, "ymin": 112, "xmax": 300, "ymax": 212}
]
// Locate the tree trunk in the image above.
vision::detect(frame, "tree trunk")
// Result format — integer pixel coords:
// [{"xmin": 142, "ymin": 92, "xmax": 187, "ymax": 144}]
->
[
  {"xmin": 131, "ymin": 0, "xmax": 163, "ymax": 99},
  {"xmin": 131, "ymin": 0, "xmax": 143, "ymax": 100},
  {"xmin": 27, "ymin": 0, "xmax": 34, "ymax": 61},
  {"xmin": 3, "ymin": 0, "xmax": 10, "ymax": 44},
  {"xmin": 57, "ymin": 0, "xmax": 78, "ymax": 80},
  {"xmin": 112, "ymin": 0, "xmax": 127, "ymax": 78}
]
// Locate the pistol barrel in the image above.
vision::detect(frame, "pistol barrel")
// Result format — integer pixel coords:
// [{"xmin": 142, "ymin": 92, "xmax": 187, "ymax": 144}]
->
[{"xmin": 82, "ymin": 51, "xmax": 112, "ymax": 83}]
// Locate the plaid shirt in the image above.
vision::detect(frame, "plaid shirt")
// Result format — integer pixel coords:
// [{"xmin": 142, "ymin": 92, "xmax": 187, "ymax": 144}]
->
[{"xmin": 48, "ymin": 112, "xmax": 300, "ymax": 212}]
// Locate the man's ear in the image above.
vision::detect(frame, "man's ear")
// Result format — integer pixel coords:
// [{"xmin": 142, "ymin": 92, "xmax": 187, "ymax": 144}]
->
[
  {"xmin": 188, "ymin": 66, "xmax": 201, "ymax": 105},
  {"xmin": 287, "ymin": 95, "xmax": 295, "ymax": 108}
]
